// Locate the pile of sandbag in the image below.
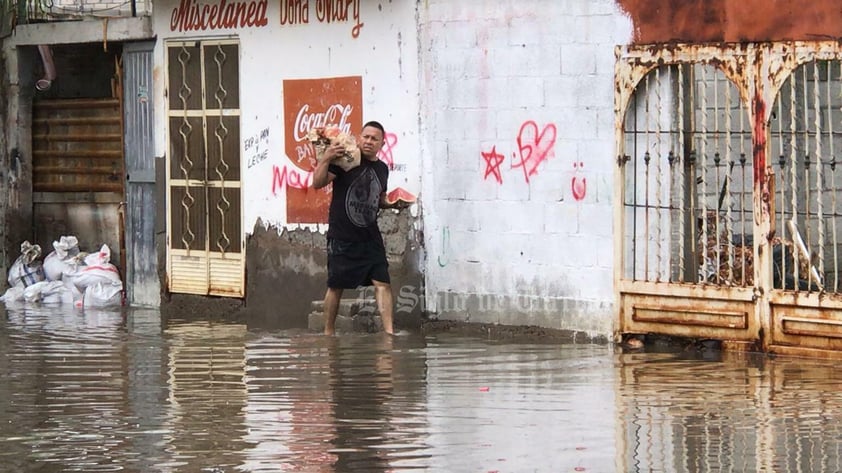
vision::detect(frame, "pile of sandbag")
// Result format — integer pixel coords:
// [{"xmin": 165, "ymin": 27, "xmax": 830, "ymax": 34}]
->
[{"xmin": 1, "ymin": 236, "xmax": 124, "ymax": 308}]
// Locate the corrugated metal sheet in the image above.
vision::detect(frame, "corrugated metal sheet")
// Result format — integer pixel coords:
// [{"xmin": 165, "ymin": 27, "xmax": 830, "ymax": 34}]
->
[
  {"xmin": 123, "ymin": 41, "xmax": 160, "ymax": 307},
  {"xmin": 32, "ymin": 98, "xmax": 123, "ymax": 192},
  {"xmin": 31, "ymin": 97, "xmax": 124, "ymax": 264}
]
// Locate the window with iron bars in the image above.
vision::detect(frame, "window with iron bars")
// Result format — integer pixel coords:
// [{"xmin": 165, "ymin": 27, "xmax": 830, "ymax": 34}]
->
[{"xmin": 621, "ymin": 58, "xmax": 842, "ymax": 294}]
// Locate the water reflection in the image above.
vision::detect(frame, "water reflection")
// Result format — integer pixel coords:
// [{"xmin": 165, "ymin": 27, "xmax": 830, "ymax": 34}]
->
[
  {"xmin": 164, "ymin": 320, "xmax": 250, "ymax": 471},
  {"xmin": 2, "ymin": 305, "xmax": 842, "ymax": 472},
  {"xmin": 617, "ymin": 351, "xmax": 842, "ymax": 472}
]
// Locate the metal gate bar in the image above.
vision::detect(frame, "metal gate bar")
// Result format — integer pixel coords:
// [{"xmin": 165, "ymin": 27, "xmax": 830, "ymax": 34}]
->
[
  {"xmin": 622, "ymin": 63, "xmax": 753, "ymax": 288},
  {"xmin": 770, "ymin": 59, "xmax": 842, "ymax": 294}
]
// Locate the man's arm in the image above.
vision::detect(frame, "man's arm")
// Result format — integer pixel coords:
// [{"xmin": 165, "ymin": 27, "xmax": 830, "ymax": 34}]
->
[{"xmin": 312, "ymin": 142, "xmax": 344, "ymax": 189}]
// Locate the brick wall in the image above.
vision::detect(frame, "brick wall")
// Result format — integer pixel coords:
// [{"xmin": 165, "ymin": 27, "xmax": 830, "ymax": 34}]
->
[{"xmin": 417, "ymin": 1, "xmax": 632, "ymax": 335}]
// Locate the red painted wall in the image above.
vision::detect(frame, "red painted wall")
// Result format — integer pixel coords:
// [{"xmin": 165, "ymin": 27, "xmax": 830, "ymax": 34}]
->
[{"xmin": 617, "ymin": 0, "xmax": 842, "ymax": 43}]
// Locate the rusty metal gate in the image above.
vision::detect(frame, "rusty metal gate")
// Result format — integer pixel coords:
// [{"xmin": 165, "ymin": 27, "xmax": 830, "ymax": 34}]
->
[
  {"xmin": 616, "ymin": 43, "xmax": 842, "ymax": 358},
  {"xmin": 165, "ymin": 39, "xmax": 243, "ymax": 297}
]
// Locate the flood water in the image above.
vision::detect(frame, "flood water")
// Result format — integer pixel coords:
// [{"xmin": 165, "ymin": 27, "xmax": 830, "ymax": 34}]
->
[{"xmin": 1, "ymin": 306, "xmax": 842, "ymax": 472}]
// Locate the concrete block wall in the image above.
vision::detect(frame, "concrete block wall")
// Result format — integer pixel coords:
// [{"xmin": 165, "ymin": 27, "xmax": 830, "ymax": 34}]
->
[{"xmin": 418, "ymin": 1, "xmax": 633, "ymax": 336}]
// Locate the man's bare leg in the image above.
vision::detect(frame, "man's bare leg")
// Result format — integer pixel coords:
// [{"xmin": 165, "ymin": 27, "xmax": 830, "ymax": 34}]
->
[
  {"xmin": 372, "ymin": 279, "xmax": 394, "ymax": 335},
  {"xmin": 323, "ymin": 287, "xmax": 343, "ymax": 335}
]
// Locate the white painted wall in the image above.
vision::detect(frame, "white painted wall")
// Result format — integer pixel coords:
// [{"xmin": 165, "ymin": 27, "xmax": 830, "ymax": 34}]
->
[
  {"xmin": 418, "ymin": 1, "xmax": 633, "ymax": 334},
  {"xmin": 147, "ymin": 0, "xmax": 637, "ymax": 335},
  {"xmin": 150, "ymin": 0, "xmax": 421, "ymax": 233}
]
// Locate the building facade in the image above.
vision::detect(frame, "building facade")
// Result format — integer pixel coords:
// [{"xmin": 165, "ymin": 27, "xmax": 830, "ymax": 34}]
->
[{"xmin": 6, "ymin": 1, "xmax": 842, "ymax": 353}]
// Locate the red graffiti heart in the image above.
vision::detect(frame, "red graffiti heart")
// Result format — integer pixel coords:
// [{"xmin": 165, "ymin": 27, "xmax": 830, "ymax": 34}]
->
[{"xmin": 515, "ymin": 121, "xmax": 557, "ymax": 183}]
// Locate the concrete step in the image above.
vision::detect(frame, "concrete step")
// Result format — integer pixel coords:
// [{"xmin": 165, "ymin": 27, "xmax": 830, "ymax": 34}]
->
[
  {"xmin": 308, "ymin": 311, "xmax": 383, "ymax": 334},
  {"xmin": 308, "ymin": 298, "xmax": 381, "ymax": 333},
  {"xmin": 310, "ymin": 298, "xmax": 378, "ymax": 317}
]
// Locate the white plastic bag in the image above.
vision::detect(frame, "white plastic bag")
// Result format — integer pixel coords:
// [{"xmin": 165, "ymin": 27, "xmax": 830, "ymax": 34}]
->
[{"xmin": 7, "ymin": 241, "xmax": 45, "ymax": 288}]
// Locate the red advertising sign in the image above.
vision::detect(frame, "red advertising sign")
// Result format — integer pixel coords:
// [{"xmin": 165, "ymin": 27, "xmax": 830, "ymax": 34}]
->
[{"xmin": 282, "ymin": 76, "xmax": 362, "ymax": 223}]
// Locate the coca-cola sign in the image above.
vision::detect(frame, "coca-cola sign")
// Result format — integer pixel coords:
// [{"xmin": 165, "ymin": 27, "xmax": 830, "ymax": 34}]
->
[
  {"xmin": 283, "ymin": 76, "xmax": 361, "ymax": 172},
  {"xmin": 282, "ymin": 76, "xmax": 362, "ymax": 223}
]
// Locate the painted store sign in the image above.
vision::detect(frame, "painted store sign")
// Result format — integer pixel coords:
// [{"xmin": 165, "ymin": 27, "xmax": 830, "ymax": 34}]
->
[
  {"xmin": 170, "ymin": 0, "xmax": 364, "ymax": 37},
  {"xmin": 282, "ymin": 76, "xmax": 362, "ymax": 223}
]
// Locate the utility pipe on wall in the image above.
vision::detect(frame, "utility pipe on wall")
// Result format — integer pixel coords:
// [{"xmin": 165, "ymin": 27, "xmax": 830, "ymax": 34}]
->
[{"xmin": 36, "ymin": 44, "xmax": 56, "ymax": 91}]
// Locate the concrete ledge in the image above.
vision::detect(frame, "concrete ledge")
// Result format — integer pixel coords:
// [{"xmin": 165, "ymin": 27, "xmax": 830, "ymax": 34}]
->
[
  {"xmin": 308, "ymin": 298, "xmax": 382, "ymax": 333},
  {"xmin": 430, "ymin": 291, "xmax": 615, "ymax": 337},
  {"xmin": 308, "ymin": 311, "xmax": 383, "ymax": 334},
  {"xmin": 9, "ymin": 17, "xmax": 154, "ymax": 46}
]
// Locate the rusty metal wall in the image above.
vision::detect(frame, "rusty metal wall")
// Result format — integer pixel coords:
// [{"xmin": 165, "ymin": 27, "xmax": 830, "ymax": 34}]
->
[
  {"xmin": 31, "ymin": 96, "xmax": 124, "ymax": 263},
  {"xmin": 32, "ymin": 98, "xmax": 123, "ymax": 193},
  {"xmin": 123, "ymin": 41, "xmax": 159, "ymax": 307},
  {"xmin": 616, "ymin": 0, "xmax": 842, "ymax": 44}
]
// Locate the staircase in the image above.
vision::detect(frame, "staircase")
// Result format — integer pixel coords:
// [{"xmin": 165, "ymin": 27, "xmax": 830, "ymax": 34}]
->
[{"xmin": 307, "ymin": 298, "xmax": 383, "ymax": 333}]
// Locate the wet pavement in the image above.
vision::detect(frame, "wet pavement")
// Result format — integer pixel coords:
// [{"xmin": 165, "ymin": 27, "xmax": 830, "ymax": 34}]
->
[{"xmin": 1, "ymin": 305, "xmax": 842, "ymax": 472}]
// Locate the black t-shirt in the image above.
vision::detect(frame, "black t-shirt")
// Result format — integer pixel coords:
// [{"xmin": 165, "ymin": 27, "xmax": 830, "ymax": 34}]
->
[{"xmin": 327, "ymin": 158, "xmax": 389, "ymax": 243}]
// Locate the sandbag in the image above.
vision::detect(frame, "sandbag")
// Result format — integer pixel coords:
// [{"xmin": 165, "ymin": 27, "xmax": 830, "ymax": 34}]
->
[
  {"xmin": 82, "ymin": 281, "xmax": 124, "ymax": 308},
  {"xmin": 0, "ymin": 286, "xmax": 24, "ymax": 303},
  {"xmin": 35, "ymin": 281, "xmax": 72, "ymax": 305},
  {"xmin": 7, "ymin": 241, "xmax": 45, "ymax": 288},
  {"xmin": 64, "ymin": 244, "xmax": 121, "ymax": 290},
  {"xmin": 43, "ymin": 236, "xmax": 81, "ymax": 281},
  {"xmin": 22, "ymin": 281, "xmax": 59, "ymax": 303}
]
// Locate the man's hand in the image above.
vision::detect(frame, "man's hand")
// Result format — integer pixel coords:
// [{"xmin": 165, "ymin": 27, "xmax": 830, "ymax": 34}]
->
[
  {"xmin": 317, "ymin": 141, "xmax": 345, "ymax": 164},
  {"xmin": 313, "ymin": 142, "xmax": 343, "ymax": 189}
]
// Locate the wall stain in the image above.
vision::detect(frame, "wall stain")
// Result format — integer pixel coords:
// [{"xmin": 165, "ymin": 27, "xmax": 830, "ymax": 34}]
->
[{"xmin": 616, "ymin": 0, "xmax": 842, "ymax": 44}]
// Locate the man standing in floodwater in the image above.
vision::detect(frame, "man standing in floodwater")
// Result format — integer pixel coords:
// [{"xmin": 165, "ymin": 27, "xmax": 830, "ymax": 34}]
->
[{"xmin": 312, "ymin": 121, "xmax": 404, "ymax": 335}]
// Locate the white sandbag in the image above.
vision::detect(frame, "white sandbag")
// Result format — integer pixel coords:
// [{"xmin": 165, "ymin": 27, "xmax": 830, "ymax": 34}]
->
[
  {"xmin": 64, "ymin": 281, "xmax": 83, "ymax": 306},
  {"xmin": 64, "ymin": 261, "xmax": 121, "ymax": 290},
  {"xmin": 7, "ymin": 241, "xmax": 45, "ymax": 288},
  {"xmin": 38, "ymin": 281, "xmax": 71, "ymax": 304},
  {"xmin": 0, "ymin": 286, "xmax": 24, "ymax": 303},
  {"xmin": 84, "ymin": 244, "xmax": 112, "ymax": 266},
  {"xmin": 43, "ymin": 254, "xmax": 64, "ymax": 281},
  {"xmin": 83, "ymin": 281, "xmax": 123, "ymax": 308},
  {"xmin": 43, "ymin": 236, "xmax": 82, "ymax": 281},
  {"xmin": 23, "ymin": 281, "xmax": 49, "ymax": 303},
  {"xmin": 53, "ymin": 235, "xmax": 80, "ymax": 259}
]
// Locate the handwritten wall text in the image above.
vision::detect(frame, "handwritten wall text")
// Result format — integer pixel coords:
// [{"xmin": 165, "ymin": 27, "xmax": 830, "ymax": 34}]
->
[
  {"xmin": 245, "ymin": 127, "xmax": 270, "ymax": 169},
  {"xmin": 280, "ymin": 0, "xmax": 364, "ymax": 38}
]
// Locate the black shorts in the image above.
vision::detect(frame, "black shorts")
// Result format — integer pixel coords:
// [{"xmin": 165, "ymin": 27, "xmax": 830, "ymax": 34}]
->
[{"xmin": 327, "ymin": 238, "xmax": 390, "ymax": 289}]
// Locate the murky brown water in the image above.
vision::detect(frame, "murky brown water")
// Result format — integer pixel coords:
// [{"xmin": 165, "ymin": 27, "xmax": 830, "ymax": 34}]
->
[{"xmin": 1, "ymin": 306, "xmax": 842, "ymax": 472}]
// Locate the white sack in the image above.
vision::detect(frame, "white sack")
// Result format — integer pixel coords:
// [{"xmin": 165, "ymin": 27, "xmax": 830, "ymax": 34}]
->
[
  {"xmin": 83, "ymin": 281, "xmax": 123, "ymax": 308},
  {"xmin": 7, "ymin": 241, "xmax": 45, "ymax": 288}
]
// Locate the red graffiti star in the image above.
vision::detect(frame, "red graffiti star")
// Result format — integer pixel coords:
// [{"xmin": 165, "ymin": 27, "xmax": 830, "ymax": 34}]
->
[{"xmin": 481, "ymin": 146, "xmax": 505, "ymax": 184}]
